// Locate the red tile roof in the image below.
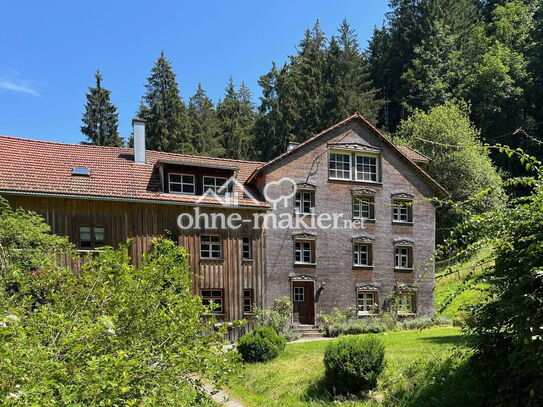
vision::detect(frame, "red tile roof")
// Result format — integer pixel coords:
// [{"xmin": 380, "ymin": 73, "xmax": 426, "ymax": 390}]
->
[
  {"xmin": 0, "ymin": 135, "xmax": 269, "ymax": 208},
  {"xmin": 396, "ymin": 146, "xmax": 431, "ymax": 163}
]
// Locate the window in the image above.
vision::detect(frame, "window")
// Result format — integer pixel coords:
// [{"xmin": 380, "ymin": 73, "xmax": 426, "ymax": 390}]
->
[
  {"xmin": 395, "ymin": 246, "xmax": 413, "ymax": 269},
  {"xmin": 353, "ymin": 196, "xmax": 375, "ymax": 220},
  {"xmin": 392, "ymin": 200, "xmax": 413, "ymax": 223},
  {"xmin": 79, "ymin": 225, "xmax": 105, "ymax": 249},
  {"xmin": 357, "ymin": 291, "xmax": 377, "ymax": 314},
  {"xmin": 295, "ymin": 240, "xmax": 315, "ymax": 264},
  {"xmin": 398, "ymin": 292, "xmax": 415, "ymax": 314},
  {"xmin": 293, "ymin": 286, "xmax": 305, "ymax": 302},
  {"xmin": 243, "ymin": 289, "xmax": 254, "ymax": 313},
  {"xmin": 169, "ymin": 173, "xmax": 195, "ymax": 194},
  {"xmin": 201, "ymin": 235, "xmax": 222, "ymax": 259},
  {"xmin": 295, "ymin": 190, "xmax": 314, "ymax": 215},
  {"xmin": 201, "ymin": 289, "xmax": 224, "ymax": 313},
  {"xmin": 203, "ymin": 176, "xmax": 228, "ymax": 194},
  {"xmin": 242, "ymin": 236, "xmax": 252, "ymax": 260},
  {"xmin": 353, "ymin": 243, "xmax": 372, "ymax": 266},
  {"xmin": 355, "ymin": 155, "xmax": 378, "ymax": 182},
  {"xmin": 329, "ymin": 152, "xmax": 352, "ymax": 179}
]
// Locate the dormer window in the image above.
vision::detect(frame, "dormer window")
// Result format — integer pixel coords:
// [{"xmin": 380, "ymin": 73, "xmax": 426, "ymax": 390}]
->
[
  {"xmin": 169, "ymin": 173, "xmax": 195, "ymax": 194},
  {"xmin": 355, "ymin": 155, "xmax": 378, "ymax": 182},
  {"xmin": 329, "ymin": 152, "xmax": 352, "ymax": 179},
  {"xmin": 203, "ymin": 176, "xmax": 228, "ymax": 195}
]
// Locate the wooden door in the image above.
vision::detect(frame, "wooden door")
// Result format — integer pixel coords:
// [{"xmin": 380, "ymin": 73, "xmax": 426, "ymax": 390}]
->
[{"xmin": 292, "ymin": 282, "xmax": 315, "ymax": 325}]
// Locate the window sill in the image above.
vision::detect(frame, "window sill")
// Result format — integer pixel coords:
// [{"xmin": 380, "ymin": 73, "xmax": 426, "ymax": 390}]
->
[
  {"xmin": 294, "ymin": 262, "xmax": 316, "ymax": 267},
  {"xmin": 200, "ymin": 258, "xmax": 224, "ymax": 262},
  {"xmin": 242, "ymin": 258, "xmax": 255, "ymax": 263},
  {"xmin": 394, "ymin": 267, "xmax": 414, "ymax": 272},
  {"xmin": 243, "ymin": 312, "xmax": 255, "ymax": 316},
  {"xmin": 397, "ymin": 312, "xmax": 416, "ymax": 317},
  {"xmin": 77, "ymin": 249, "xmax": 105, "ymax": 253},
  {"xmin": 168, "ymin": 191, "xmax": 196, "ymax": 195},
  {"xmin": 202, "ymin": 313, "xmax": 227, "ymax": 317},
  {"xmin": 354, "ymin": 218, "xmax": 375, "ymax": 223},
  {"xmin": 294, "ymin": 212, "xmax": 316, "ymax": 217},
  {"xmin": 392, "ymin": 221, "xmax": 414, "ymax": 226},
  {"xmin": 328, "ymin": 178, "xmax": 383, "ymax": 186},
  {"xmin": 357, "ymin": 312, "xmax": 379, "ymax": 317},
  {"xmin": 353, "ymin": 264, "xmax": 373, "ymax": 269}
]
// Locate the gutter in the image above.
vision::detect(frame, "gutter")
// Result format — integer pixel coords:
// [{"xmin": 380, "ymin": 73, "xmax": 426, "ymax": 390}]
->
[{"xmin": 0, "ymin": 190, "xmax": 271, "ymax": 211}]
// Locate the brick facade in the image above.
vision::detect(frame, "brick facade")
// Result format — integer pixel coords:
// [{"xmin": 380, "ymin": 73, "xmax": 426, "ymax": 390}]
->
[{"xmin": 256, "ymin": 120, "xmax": 438, "ymax": 317}]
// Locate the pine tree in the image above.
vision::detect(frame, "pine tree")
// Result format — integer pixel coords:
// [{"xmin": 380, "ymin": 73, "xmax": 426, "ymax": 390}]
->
[
  {"xmin": 137, "ymin": 52, "xmax": 192, "ymax": 153},
  {"xmin": 216, "ymin": 78, "xmax": 255, "ymax": 160},
  {"xmin": 80, "ymin": 71, "xmax": 123, "ymax": 147},
  {"xmin": 188, "ymin": 83, "xmax": 223, "ymax": 157}
]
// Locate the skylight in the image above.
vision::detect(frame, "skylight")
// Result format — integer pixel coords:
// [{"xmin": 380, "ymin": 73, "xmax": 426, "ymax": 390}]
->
[{"xmin": 72, "ymin": 167, "xmax": 90, "ymax": 177}]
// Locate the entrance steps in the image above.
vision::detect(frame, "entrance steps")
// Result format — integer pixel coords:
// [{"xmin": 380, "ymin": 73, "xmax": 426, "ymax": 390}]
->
[{"xmin": 294, "ymin": 324, "xmax": 324, "ymax": 338}]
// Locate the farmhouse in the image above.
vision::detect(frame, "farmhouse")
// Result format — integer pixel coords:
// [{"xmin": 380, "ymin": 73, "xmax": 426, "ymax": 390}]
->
[{"xmin": 0, "ymin": 113, "xmax": 446, "ymax": 325}]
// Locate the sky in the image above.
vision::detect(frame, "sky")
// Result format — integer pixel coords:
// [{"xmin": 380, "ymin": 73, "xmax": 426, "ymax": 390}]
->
[{"xmin": 0, "ymin": 0, "xmax": 390, "ymax": 145}]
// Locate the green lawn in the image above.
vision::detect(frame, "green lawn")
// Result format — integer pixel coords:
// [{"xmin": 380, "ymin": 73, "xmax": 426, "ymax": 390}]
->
[{"xmin": 227, "ymin": 327, "xmax": 470, "ymax": 407}]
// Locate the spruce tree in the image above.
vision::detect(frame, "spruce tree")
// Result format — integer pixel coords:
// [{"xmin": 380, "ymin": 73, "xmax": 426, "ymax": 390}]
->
[
  {"xmin": 217, "ymin": 78, "xmax": 255, "ymax": 160},
  {"xmin": 137, "ymin": 52, "xmax": 192, "ymax": 153},
  {"xmin": 188, "ymin": 83, "xmax": 223, "ymax": 157},
  {"xmin": 80, "ymin": 71, "xmax": 123, "ymax": 147}
]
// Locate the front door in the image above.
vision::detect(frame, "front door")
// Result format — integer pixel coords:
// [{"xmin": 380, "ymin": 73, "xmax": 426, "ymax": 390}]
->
[{"xmin": 292, "ymin": 281, "xmax": 315, "ymax": 325}]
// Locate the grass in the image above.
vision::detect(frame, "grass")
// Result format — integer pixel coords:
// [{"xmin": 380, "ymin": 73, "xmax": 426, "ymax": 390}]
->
[
  {"xmin": 434, "ymin": 248, "xmax": 492, "ymax": 319},
  {"xmin": 227, "ymin": 327, "xmax": 472, "ymax": 407}
]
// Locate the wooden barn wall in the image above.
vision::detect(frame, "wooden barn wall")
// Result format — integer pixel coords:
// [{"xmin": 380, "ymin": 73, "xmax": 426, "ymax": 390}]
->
[{"xmin": 4, "ymin": 195, "xmax": 266, "ymax": 323}]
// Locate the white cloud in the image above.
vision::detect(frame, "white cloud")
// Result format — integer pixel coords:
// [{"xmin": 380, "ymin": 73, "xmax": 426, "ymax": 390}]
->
[
  {"xmin": 0, "ymin": 67, "xmax": 42, "ymax": 97},
  {"xmin": 0, "ymin": 79, "xmax": 41, "ymax": 96}
]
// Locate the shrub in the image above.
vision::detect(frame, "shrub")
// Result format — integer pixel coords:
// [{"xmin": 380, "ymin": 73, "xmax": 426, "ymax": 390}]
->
[
  {"xmin": 318, "ymin": 306, "xmax": 357, "ymax": 330},
  {"xmin": 252, "ymin": 296, "xmax": 293, "ymax": 335},
  {"xmin": 324, "ymin": 335, "xmax": 385, "ymax": 394},
  {"xmin": 326, "ymin": 319, "xmax": 386, "ymax": 337},
  {"xmin": 282, "ymin": 327, "xmax": 301, "ymax": 342},
  {"xmin": 237, "ymin": 327, "xmax": 286, "ymax": 363},
  {"xmin": 399, "ymin": 316, "xmax": 452, "ymax": 330}
]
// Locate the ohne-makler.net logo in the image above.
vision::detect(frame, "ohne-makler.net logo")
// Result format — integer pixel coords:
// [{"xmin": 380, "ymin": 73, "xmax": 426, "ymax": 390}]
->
[{"xmin": 177, "ymin": 177, "xmax": 367, "ymax": 231}]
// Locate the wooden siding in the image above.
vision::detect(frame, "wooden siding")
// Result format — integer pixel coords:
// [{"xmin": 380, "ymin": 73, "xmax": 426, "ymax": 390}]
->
[{"xmin": 5, "ymin": 194, "xmax": 265, "ymax": 322}]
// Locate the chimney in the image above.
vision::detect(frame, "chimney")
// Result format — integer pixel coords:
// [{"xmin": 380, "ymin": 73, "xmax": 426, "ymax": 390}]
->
[
  {"xmin": 132, "ymin": 118, "xmax": 146, "ymax": 164},
  {"xmin": 286, "ymin": 141, "xmax": 300, "ymax": 152}
]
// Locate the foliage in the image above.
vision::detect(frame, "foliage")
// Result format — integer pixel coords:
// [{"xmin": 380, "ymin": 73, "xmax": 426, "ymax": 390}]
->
[
  {"xmin": 326, "ymin": 319, "xmax": 386, "ymax": 338},
  {"xmin": 0, "ymin": 232, "xmax": 240, "ymax": 405},
  {"xmin": 399, "ymin": 316, "xmax": 451, "ymax": 331},
  {"xmin": 80, "ymin": 70, "xmax": 123, "ymax": 147},
  {"xmin": 254, "ymin": 20, "xmax": 382, "ymax": 160},
  {"xmin": 187, "ymin": 83, "xmax": 224, "ymax": 157},
  {"xmin": 216, "ymin": 78, "xmax": 255, "ymax": 159},
  {"xmin": 237, "ymin": 327, "xmax": 286, "ymax": 363},
  {"xmin": 317, "ymin": 306, "xmax": 357, "ymax": 330},
  {"xmin": 137, "ymin": 51, "xmax": 192, "ymax": 153},
  {"xmin": 252, "ymin": 296, "xmax": 293, "ymax": 336},
  {"xmin": 395, "ymin": 101, "xmax": 506, "ymax": 238},
  {"xmin": 323, "ymin": 335, "xmax": 386, "ymax": 395}
]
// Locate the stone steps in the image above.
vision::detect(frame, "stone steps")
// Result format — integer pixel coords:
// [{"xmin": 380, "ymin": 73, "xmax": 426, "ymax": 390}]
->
[{"xmin": 294, "ymin": 324, "xmax": 324, "ymax": 338}]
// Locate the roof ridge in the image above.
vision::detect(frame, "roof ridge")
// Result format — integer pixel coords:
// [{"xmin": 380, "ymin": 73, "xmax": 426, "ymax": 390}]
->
[{"xmin": 0, "ymin": 134, "xmax": 265, "ymax": 165}]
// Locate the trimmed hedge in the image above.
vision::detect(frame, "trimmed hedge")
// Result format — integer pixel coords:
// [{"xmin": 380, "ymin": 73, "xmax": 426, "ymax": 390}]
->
[
  {"xmin": 323, "ymin": 335, "xmax": 385, "ymax": 394},
  {"xmin": 236, "ymin": 327, "xmax": 286, "ymax": 363}
]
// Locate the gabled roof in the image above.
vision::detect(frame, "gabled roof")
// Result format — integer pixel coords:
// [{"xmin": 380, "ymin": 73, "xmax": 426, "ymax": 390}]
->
[
  {"xmin": 0, "ymin": 135, "xmax": 269, "ymax": 208},
  {"xmin": 248, "ymin": 113, "xmax": 448, "ymax": 198}
]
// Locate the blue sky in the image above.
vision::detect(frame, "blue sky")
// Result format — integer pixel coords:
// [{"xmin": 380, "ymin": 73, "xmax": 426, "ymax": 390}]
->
[{"xmin": 0, "ymin": 0, "xmax": 390, "ymax": 144}]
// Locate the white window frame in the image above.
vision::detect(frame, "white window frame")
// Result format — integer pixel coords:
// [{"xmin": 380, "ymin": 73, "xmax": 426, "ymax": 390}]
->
[
  {"xmin": 355, "ymin": 154, "xmax": 378, "ymax": 182},
  {"xmin": 293, "ymin": 286, "xmax": 305, "ymax": 302},
  {"xmin": 353, "ymin": 243, "xmax": 371, "ymax": 266},
  {"xmin": 294, "ymin": 240, "xmax": 314, "ymax": 264},
  {"xmin": 353, "ymin": 196, "xmax": 374, "ymax": 220},
  {"xmin": 201, "ymin": 235, "xmax": 222, "ymax": 259},
  {"xmin": 168, "ymin": 173, "xmax": 195, "ymax": 195},
  {"xmin": 203, "ymin": 176, "xmax": 228, "ymax": 195},
  {"xmin": 393, "ymin": 200, "xmax": 412, "ymax": 223},
  {"xmin": 357, "ymin": 290, "xmax": 377, "ymax": 315},
  {"xmin": 329, "ymin": 152, "xmax": 352, "ymax": 180},
  {"xmin": 295, "ymin": 190, "xmax": 314, "ymax": 215},
  {"xmin": 395, "ymin": 246, "xmax": 412, "ymax": 269}
]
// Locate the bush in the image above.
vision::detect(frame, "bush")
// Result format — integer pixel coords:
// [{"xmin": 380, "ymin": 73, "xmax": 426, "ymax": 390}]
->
[
  {"xmin": 252, "ymin": 296, "xmax": 293, "ymax": 335},
  {"xmin": 326, "ymin": 319, "xmax": 386, "ymax": 337},
  {"xmin": 318, "ymin": 306, "xmax": 357, "ymax": 330},
  {"xmin": 399, "ymin": 316, "xmax": 452, "ymax": 330},
  {"xmin": 237, "ymin": 327, "xmax": 286, "ymax": 363},
  {"xmin": 324, "ymin": 335, "xmax": 385, "ymax": 394},
  {"xmin": 282, "ymin": 327, "xmax": 301, "ymax": 342}
]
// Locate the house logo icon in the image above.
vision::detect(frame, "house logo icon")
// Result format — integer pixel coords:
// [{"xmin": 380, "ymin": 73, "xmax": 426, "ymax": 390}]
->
[{"xmin": 195, "ymin": 176, "xmax": 262, "ymax": 207}]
